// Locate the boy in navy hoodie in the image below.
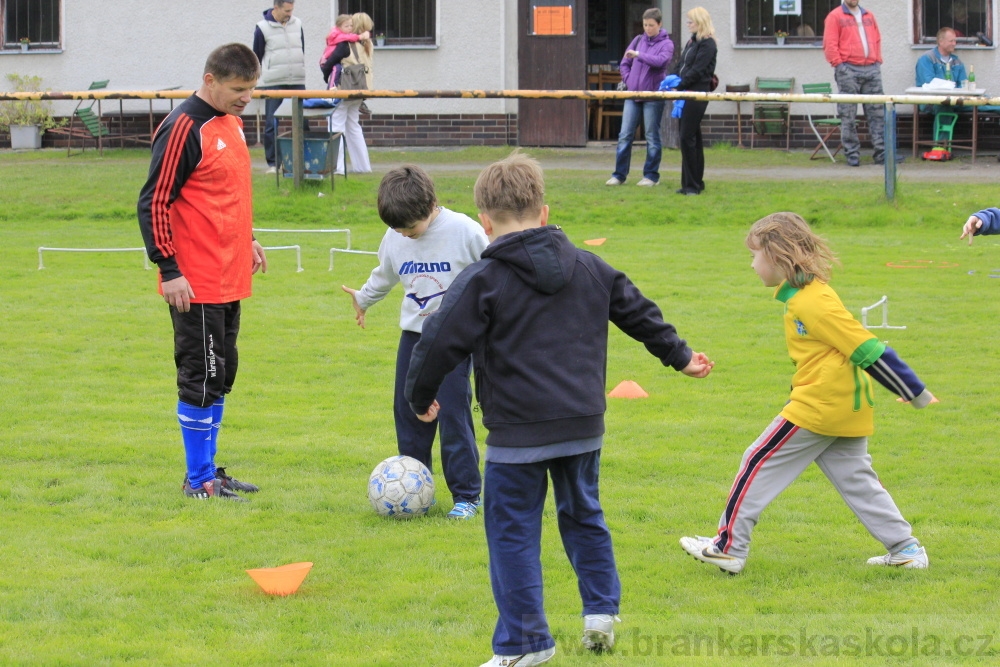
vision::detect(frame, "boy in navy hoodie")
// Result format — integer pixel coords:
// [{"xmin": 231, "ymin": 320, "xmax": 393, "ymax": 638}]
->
[
  {"xmin": 961, "ymin": 207, "xmax": 1000, "ymax": 243},
  {"xmin": 405, "ymin": 152, "xmax": 714, "ymax": 667}
]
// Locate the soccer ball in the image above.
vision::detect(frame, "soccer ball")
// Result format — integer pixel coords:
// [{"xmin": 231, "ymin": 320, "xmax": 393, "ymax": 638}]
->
[{"xmin": 367, "ymin": 455, "xmax": 435, "ymax": 518}]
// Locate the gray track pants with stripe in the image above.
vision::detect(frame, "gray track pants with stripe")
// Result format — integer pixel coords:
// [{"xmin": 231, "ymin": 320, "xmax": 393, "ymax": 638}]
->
[{"xmin": 714, "ymin": 416, "xmax": 918, "ymax": 560}]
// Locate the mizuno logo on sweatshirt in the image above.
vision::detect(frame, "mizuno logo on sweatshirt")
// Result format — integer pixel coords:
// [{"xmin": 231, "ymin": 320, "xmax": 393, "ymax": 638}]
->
[{"xmin": 399, "ymin": 260, "xmax": 451, "ymax": 275}]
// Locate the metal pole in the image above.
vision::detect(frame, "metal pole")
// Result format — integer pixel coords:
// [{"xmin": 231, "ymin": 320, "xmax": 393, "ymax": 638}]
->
[
  {"xmin": 884, "ymin": 102, "xmax": 896, "ymax": 201},
  {"xmin": 292, "ymin": 98, "xmax": 304, "ymax": 188}
]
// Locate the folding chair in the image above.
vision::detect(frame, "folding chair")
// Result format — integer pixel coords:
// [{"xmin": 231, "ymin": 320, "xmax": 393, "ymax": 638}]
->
[
  {"xmin": 802, "ymin": 82, "xmax": 842, "ymax": 161},
  {"xmin": 751, "ymin": 77, "xmax": 794, "ymax": 149},
  {"xmin": 49, "ymin": 80, "xmax": 111, "ymax": 156}
]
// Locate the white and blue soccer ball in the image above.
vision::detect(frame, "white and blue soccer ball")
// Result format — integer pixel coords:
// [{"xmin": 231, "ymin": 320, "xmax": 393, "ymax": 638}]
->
[{"xmin": 367, "ymin": 455, "xmax": 435, "ymax": 518}]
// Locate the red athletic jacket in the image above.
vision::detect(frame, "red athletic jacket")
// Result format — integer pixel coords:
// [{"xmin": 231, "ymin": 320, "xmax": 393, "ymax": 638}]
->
[
  {"xmin": 137, "ymin": 94, "xmax": 254, "ymax": 304},
  {"xmin": 823, "ymin": 4, "xmax": 882, "ymax": 67}
]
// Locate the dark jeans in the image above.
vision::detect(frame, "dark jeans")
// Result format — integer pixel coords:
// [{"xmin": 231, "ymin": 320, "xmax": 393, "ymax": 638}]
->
[
  {"xmin": 394, "ymin": 330, "xmax": 481, "ymax": 503},
  {"xmin": 679, "ymin": 99, "xmax": 709, "ymax": 193},
  {"xmin": 260, "ymin": 84, "xmax": 306, "ymax": 167},
  {"xmin": 612, "ymin": 99, "xmax": 665, "ymax": 183},
  {"xmin": 485, "ymin": 450, "xmax": 620, "ymax": 655}
]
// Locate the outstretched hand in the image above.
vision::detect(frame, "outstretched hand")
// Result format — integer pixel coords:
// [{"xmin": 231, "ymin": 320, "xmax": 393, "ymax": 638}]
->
[
  {"xmin": 681, "ymin": 352, "xmax": 715, "ymax": 378},
  {"xmin": 960, "ymin": 215, "xmax": 983, "ymax": 245},
  {"xmin": 415, "ymin": 400, "xmax": 440, "ymax": 423},
  {"xmin": 341, "ymin": 285, "xmax": 367, "ymax": 328},
  {"xmin": 897, "ymin": 392, "xmax": 940, "ymax": 405}
]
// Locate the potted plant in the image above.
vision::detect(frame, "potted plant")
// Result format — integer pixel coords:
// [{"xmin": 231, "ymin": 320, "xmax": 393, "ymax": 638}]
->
[
  {"xmin": 19, "ymin": 37, "xmax": 30, "ymax": 53},
  {"xmin": 0, "ymin": 73, "xmax": 63, "ymax": 149},
  {"xmin": 774, "ymin": 30, "xmax": 788, "ymax": 46},
  {"xmin": 375, "ymin": 32, "xmax": 385, "ymax": 47}
]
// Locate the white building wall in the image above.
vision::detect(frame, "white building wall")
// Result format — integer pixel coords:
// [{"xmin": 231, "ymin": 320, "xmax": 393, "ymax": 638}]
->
[
  {"xmin": 704, "ymin": 0, "xmax": 999, "ymax": 119},
  {"xmin": 3, "ymin": 0, "xmax": 995, "ymax": 124},
  {"xmin": 0, "ymin": 0, "xmax": 513, "ymax": 119}
]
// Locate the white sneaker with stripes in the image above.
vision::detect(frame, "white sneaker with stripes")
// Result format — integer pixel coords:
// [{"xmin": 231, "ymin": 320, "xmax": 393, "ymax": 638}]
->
[
  {"xmin": 866, "ymin": 544, "xmax": 928, "ymax": 569},
  {"xmin": 680, "ymin": 535, "xmax": 745, "ymax": 574}
]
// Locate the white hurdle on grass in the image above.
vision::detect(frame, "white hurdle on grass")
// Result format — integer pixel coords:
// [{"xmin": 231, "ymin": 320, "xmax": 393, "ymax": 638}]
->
[
  {"xmin": 328, "ymin": 248, "xmax": 377, "ymax": 271},
  {"xmin": 38, "ymin": 247, "xmax": 151, "ymax": 270},
  {"xmin": 263, "ymin": 245, "xmax": 304, "ymax": 272},
  {"xmin": 253, "ymin": 228, "xmax": 353, "ymax": 249},
  {"xmin": 860, "ymin": 295, "xmax": 906, "ymax": 330}
]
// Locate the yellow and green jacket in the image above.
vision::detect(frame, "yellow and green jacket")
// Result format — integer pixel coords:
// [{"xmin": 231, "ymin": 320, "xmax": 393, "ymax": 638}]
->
[{"xmin": 775, "ymin": 279, "xmax": 931, "ymax": 437}]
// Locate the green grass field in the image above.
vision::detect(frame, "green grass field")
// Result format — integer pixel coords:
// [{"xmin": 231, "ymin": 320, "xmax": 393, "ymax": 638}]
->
[{"xmin": 1, "ymin": 147, "xmax": 998, "ymax": 665}]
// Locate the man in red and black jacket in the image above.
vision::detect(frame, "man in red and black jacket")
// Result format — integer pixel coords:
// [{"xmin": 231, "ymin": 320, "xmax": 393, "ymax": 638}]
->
[{"xmin": 137, "ymin": 43, "xmax": 268, "ymax": 501}]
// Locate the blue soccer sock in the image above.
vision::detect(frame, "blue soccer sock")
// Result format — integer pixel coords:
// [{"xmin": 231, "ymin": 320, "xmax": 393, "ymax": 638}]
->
[
  {"xmin": 210, "ymin": 397, "xmax": 225, "ymax": 475},
  {"xmin": 178, "ymin": 401, "xmax": 214, "ymax": 489}
]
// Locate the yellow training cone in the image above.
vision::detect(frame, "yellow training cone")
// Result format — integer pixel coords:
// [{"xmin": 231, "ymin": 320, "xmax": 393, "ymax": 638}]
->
[
  {"xmin": 608, "ymin": 380, "xmax": 648, "ymax": 399},
  {"xmin": 584, "ymin": 238, "xmax": 607, "ymax": 246},
  {"xmin": 246, "ymin": 562, "xmax": 313, "ymax": 596}
]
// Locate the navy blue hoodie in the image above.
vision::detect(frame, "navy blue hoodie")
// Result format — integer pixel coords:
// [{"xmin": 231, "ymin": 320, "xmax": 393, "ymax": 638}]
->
[{"xmin": 405, "ymin": 225, "xmax": 693, "ymax": 448}]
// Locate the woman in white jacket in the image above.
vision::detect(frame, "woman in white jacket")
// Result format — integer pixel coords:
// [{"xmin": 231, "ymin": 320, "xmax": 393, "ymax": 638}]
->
[{"xmin": 327, "ymin": 12, "xmax": 373, "ymax": 174}]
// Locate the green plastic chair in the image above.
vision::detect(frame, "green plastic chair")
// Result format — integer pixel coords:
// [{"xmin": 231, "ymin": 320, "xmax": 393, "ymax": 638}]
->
[
  {"xmin": 802, "ymin": 82, "xmax": 842, "ymax": 161},
  {"xmin": 932, "ymin": 112, "xmax": 959, "ymax": 149}
]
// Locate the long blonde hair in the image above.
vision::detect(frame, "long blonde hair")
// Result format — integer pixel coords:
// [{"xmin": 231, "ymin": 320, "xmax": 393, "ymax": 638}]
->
[
  {"xmin": 353, "ymin": 12, "xmax": 373, "ymax": 56},
  {"xmin": 687, "ymin": 7, "xmax": 715, "ymax": 40},
  {"xmin": 746, "ymin": 212, "xmax": 838, "ymax": 288}
]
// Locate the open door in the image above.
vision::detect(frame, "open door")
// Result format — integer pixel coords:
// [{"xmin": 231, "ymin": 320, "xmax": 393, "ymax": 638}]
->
[{"xmin": 518, "ymin": 0, "xmax": 587, "ymax": 146}]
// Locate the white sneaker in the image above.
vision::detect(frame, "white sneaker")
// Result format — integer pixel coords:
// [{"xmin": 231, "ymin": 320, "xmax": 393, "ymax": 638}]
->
[
  {"xmin": 479, "ymin": 646, "xmax": 555, "ymax": 667},
  {"xmin": 605, "ymin": 177, "xmax": 622, "ymax": 186},
  {"xmin": 866, "ymin": 544, "xmax": 928, "ymax": 569},
  {"xmin": 582, "ymin": 614, "xmax": 620, "ymax": 651},
  {"xmin": 636, "ymin": 177, "xmax": 658, "ymax": 186},
  {"xmin": 265, "ymin": 166, "xmax": 277, "ymax": 175},
  {"xmin": 679, "ymin": 535, "xmax": 745, "ymax": 574}
]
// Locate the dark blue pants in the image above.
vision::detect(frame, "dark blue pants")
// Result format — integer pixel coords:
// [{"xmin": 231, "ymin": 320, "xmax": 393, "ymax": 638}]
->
[
  {"xmin": 394, "ymin": 330, "xmax": 481, "ymax": 503},
  {"xmin": 260, "ymin": 84, "xmax": 306, "ymax": 167},
  {"xmin": 485, "ymin": 450, "xmax": 620, "ymax": 655}
]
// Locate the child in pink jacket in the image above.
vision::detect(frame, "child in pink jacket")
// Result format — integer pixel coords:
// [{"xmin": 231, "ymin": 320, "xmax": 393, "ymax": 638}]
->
[{"xmin": 320, "ymin": 14, "xmax": 370, "ymax": 85}]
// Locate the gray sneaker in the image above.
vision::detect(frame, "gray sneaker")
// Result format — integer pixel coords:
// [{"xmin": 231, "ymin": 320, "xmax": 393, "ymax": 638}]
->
[
  {"xmin": 582, "ymin": 613, "xmax": 620, "ymax": 651},
  {"xmin": 182, "ymin": 478, "xmax": 247, "ymax": 502},
  {"xmin": 479, "ymin": 647, "xmax": 554, "ymax": 667}
]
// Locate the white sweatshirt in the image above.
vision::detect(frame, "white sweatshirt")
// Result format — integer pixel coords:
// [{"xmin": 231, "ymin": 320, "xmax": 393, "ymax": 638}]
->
[{"xmin": 355, "ymin": 207, "xmax": 488, "ymax": 333}]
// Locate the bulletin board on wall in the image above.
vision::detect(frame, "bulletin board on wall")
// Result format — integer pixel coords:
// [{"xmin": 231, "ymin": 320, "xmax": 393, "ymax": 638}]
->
[{"xmin": 531, "ymin": 0, "xmax": 576, "ymax": 35}]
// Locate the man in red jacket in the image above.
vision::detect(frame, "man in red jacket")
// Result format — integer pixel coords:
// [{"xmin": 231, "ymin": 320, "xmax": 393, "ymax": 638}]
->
[
  {"xmin": 138, "ymin": 43, "xmax": 268, "ymax": 500},
  {"xmin": 823, "ymin": 0, "xmax": 888, "ymax": 167}
]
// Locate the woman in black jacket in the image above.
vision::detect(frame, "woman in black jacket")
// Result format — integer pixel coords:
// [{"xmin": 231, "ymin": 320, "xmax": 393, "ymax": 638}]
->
[{"xmin": 671, "ymin": 7, "xmax": 717, "ymax": 195}]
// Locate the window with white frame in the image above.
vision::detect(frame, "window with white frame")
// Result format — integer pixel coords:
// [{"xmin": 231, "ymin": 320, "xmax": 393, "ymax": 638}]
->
[
  {"xmin": 914, "ymin": 0, "xmax": 992, "ymax": 44},
  {"xmin": 2, "ymin": 0, "xmax": 60, "ymax": 49},
  {"xmin": 339, "ymin": 0, "xmax": 435, "ymax": 46},
  {"xmin": 736, "ymin": 0, "xmax": 839, "ymax": 44}
]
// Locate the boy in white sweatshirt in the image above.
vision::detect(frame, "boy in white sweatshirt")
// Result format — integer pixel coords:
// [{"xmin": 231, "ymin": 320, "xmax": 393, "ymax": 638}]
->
[{"xmin": 342, "ymin": 165, "xmax": 487, "ymax": 518}]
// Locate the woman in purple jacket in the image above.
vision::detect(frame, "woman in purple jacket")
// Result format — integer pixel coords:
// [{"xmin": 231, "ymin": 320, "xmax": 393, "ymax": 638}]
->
[{"xmin": 606, "ymin": 7, "xmax": 674, "ymax": 187}]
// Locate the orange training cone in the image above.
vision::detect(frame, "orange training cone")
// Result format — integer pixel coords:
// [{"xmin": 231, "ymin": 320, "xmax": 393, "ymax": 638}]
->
[
  {"xmin": 608, "ymin": 380, "xmax": 648, "ymax": 399},
  {"xmin": 246, "ymin": 562, "xmax": 313, "ymax": 596},
  {"xmin": 584, "ymin": 238, "xmax": 607, "ymax": 246}
]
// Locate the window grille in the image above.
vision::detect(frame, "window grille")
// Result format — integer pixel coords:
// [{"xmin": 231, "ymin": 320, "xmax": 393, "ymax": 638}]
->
[
  {"xmin": 2, "ymin": 0, "xmax": 60, "ymax": 49},
  {"xmin": 340, "ymin": 0, "xmax": 436, "ymax": 46}
]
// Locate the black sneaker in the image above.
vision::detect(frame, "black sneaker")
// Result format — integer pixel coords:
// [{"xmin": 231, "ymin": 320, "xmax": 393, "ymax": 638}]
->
[
  {"xmin": 183, "ymin": 478, "xmax": 247, "ymax": 502},
  {"xmin": 846, "ymin": 155, "xmax": 860, "ymax": 167},
  {"xmin": 215, "ymin": 467, "xmax": 259, "ymax": 493}
]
